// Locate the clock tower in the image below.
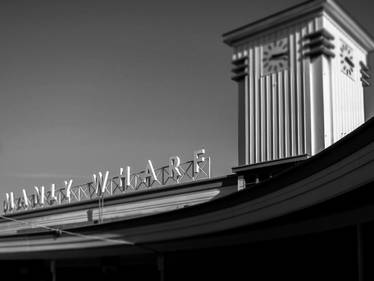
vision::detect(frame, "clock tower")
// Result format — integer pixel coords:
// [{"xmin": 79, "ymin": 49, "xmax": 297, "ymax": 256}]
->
[{"xmin": 223, "ymin": 0, "xmax": 374, "ymax": 167}]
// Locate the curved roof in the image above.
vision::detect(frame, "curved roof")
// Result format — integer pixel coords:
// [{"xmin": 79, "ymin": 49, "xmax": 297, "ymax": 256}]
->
[{"xmin": 0, "ymin": 117, "xmax": 373, "ymax": 259}]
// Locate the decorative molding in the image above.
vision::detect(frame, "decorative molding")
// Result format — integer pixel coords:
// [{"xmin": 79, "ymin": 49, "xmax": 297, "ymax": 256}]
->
[
  {"xmin": 304, "ymin": 28, "xmax": 335, "ymax": 41},
  {"xmin": 360, "ymin": 61, "xmax": 371, "ymax": 87},
  {"xmin": 231, "ymin": 56, "xmax": 248, "ymax": 81},
  {"xmin": 223, "ymin": 0, "xmax": 374, "ymax": 51},
  {"xmin": 303, "ymin": 28, "xmax": 335, "ymax": 59},
  {"xmin": 223, "ymin": 0, "xmax": 325, "ymax": 46}
]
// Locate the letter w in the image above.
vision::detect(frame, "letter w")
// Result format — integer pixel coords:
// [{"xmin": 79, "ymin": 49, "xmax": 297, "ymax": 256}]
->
[{"xmin": 93, "ymin": 171, "xmax": 109, "ymax": 195}]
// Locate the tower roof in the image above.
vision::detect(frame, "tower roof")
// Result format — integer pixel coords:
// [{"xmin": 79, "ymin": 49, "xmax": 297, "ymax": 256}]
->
[{"xmin": 223, "ymin": 0, "xmax": 374, "ymax": 51}]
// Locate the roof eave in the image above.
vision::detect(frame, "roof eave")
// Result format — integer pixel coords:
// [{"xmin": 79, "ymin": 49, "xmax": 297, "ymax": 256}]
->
[
  {"xmin": 223, "ymin": 0, "xmax": 374, "ymax": 52},
  {"xmin": 323, "ymin": 0, "xmax": 374, "ymax": 51},
  {"xmin": 222, "ymin": 0, "xmax": 325, "ymax": 46}
]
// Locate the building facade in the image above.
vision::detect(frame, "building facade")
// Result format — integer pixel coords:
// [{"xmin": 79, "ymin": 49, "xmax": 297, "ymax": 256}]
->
[{"xmin": 0, "ymin": 1, "xmax": 374, "ymax": 280}]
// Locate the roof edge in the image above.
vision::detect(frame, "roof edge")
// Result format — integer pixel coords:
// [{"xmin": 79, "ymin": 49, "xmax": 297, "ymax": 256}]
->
[
  {"xmin": 323, "ymin": 0, "xmax": 374, "ymax": 51},
  {"xmin": 222, "ymin": 0, "xmax": 324, "ymax": 45},
  {"xmin": 223, "ymin": 0, "xmax": 374, "ymax": 51}
]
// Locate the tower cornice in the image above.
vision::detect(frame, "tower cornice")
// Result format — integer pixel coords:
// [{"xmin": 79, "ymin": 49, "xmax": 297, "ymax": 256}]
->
[{"xmin": 223, "ymin": 0, "xmax": 374, "ymax": 52}]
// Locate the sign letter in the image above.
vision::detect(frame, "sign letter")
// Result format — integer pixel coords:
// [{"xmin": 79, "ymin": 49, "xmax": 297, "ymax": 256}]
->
[
  {"xmin": 65, "ymin": 179, "xmax": 73, "ymax": 203},
  {"xmin": 93, "ymin": 171, "xmax": 109, "ymax": 195},
  {"xmin": 50, "ymin": 184, "xmax": 58, "ymax": 204},
  {"xmin": 193, "ymin": 148, "xmax": 206, "ymax": 174},
  {"xmin": 169, "ymin": 156, "xmax": 182, "ymax": 180},
  {"xmin": 22, "ymin": 189, "xmax": 29, "ymax": 208},
  {"xmin": 3, "ymin": 192, "xmax": 15, "ymax": 213},
  {"xmin": 119, "ymin": 166, "xmax": 131, "ymax": 188},
  {"xmin": 34, "ymin": 186, "xmax": 45, "ymax": 206},
  {"xmin": 143, "ymin": 160, "xmax": 160, "ymax": 186}
]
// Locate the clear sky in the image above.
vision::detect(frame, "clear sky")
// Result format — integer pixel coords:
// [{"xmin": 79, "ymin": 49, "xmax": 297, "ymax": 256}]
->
[{"xmin": 0, "ymin": 0, "xmax": 373, "ymax": 196}]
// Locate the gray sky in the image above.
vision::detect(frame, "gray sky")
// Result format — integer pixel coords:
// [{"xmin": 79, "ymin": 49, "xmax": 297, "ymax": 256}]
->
[{"xmin": 0, "ymin": 0, "xmax": 373, "ymax": 196}]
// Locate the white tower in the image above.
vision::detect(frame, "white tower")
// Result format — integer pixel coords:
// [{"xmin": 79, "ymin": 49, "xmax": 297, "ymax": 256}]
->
[{"xmin": 223, "ymin": 0, "xmax": 374, "ymax": 166}]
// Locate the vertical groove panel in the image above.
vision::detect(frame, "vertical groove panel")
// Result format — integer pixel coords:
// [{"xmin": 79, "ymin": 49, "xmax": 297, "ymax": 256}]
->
[
  {"xmin": 328, "ymin": 52, "xmax": 335, "ymax": 144},
  {"xmin": 266, "ymin": 75, "xmax": 272, "ymax": 161},
  {"xmin": 295, "ymin": 29, "xmax": 304, "ymax": 154},
  {"xmin": 272, "ymin": 73, "xmax": 279, "ymax": 159},
  {"xmin": 255, "ymin": 46, "xmax": 261, "ymax": 163},
  {"xmin": 249, "ymin": 48, "xmax": 255, "ymax": 164},
  {"xmin": 245, "ymin": 55, "xmax": 249, "ymax": 164},
  {"xmin": 289, "ymin": 33, "xmax": 297, "ymax": 156},
  {"xmin": 261, "ymin": 76, "xmax": 266, "ymax": 162},
  {"xmin": 341, "ymin": 52, "xmax": 346, "ymax": 139},
  {"xmin": 303, "ymin": 22, "xmax": 313, "ymax": 155},
  {"xmin": 339, "ymin": 49, "xmax": 343, "ymax": 141},
  {"xmin": 337, "ymin": 52, "xmax": 341, "ymax": 141},
  {"xmin": 334, "ymin": 36, "xmax": 339, "ymax": 142},
  {"xmin": 238, "ymin": 74, "xmax": 246, "ymax": 165},
  {"xmin": 284, "ymin": 69, "xmax": 290, "ymax": 157},
  {"xmin": 278, "ymin": 71, "xmax": 284, "ymax": 158}
]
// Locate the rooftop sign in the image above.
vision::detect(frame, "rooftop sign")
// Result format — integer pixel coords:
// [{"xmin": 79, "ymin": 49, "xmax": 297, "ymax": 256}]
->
[{"xmin": 3, "ymin": 148, "xmax": 211, "ymax": 214}]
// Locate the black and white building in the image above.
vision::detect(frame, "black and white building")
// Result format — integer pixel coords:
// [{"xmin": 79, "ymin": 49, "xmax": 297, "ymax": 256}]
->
[{"xmin": 0, "ymin": 1, "xmax": 374, "ymax": 280}]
